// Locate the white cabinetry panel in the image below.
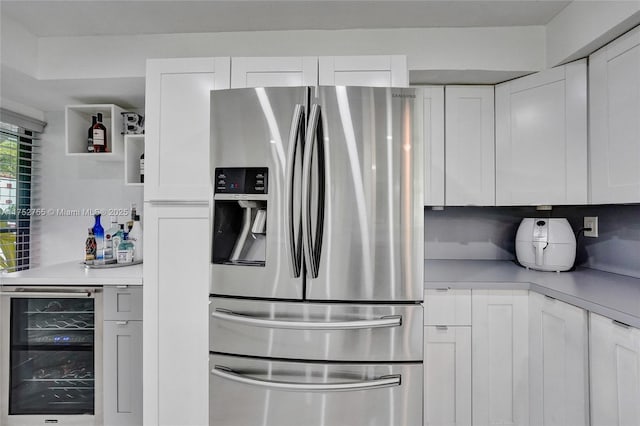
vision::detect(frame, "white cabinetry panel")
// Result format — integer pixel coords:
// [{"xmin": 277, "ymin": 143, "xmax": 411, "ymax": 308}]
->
[
  {"xmin": 529, "ymin": 292, "xmax": 589, "ymax": 426},
  {"xmin": 590, "ymin": 312, "xmax": 640, "ymax": 426},
  {"xmin": 145, "ymin": 57, "xmax": 230, "ymax": 201},
  {"xmin": 495, "ymin": 60, "xmax": 587, "ymax": 206},
  {"xmin": 424, "ymin": 326, "xmax": 472, "ymax": 426},
  {"xmin": 318, "ymin": 55, "xmax": 408, "ymax": 87},
  {"xmin": 589, "ymin": 26, "xmax": 640, "ymax": 204},
  {"xmin": 143, "ymin": 204, "xmax": 210, "ymax": 426},
  {"xmin": 419, "ymin": 86, "xmax": 445, "ymax": 206},
  {"xmin": 472, "ymin": 289, "xmax": 529, "ymax": 426},
  {"xmin": 231, "ymin": 56, "xmax": 318, "ymax": 88},
  {"xmin": 445, "ymin": 86, "xmax": 495, "ymax": 206}
]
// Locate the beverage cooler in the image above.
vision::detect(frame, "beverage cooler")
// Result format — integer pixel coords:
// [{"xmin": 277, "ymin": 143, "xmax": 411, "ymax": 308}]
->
[{"xmin": 0, "ymin": 287, "xmax": 102, "ymax": 426}]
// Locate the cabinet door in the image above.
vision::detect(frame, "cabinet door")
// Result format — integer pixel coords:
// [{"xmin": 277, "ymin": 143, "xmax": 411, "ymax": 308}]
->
[
  {"xmin": 145, "ymin": 57, "xmax": 230, "ymax": 202},
  {"xmin": 424, "ymin": 326, "xmax": 472, "ymax": 426},
  {"xmin": 445, "ymin": 86, "xmax": 495, "ymax": 206},
  {"xmin": 472, "ymin": 289, "xmax": 529, "ymax": 426},
  {"xmin": 495, "ymin": 60, "xmax": 587, "ymax": 206},
  {"xmin": 529, "ymin": 292, "xmax": 589, "ymax": 426},
  {"xmin": 104, "ymin": 320, "xmax": 143, "ymax": 426},
  {"xmin": 143, "ymin": 204, "xmax": 210, "ymax": 426},
  {"xmin": 318, "ymin": 55, "xmax": 408, "ymax": 87},
  {"xmin": 420, "ymin": 86, "xmax": 445, "ymax": 206},
  {"xmin": 231, "ymin": 56, "xmax": 318, "ymax": 88},
  {"xmin": 590, "ymin": 312, "xmax": 640, "ymax": 426},
  {"xmin": 589, "ymin": 26, "xmax": 640, "ymax": 204}
]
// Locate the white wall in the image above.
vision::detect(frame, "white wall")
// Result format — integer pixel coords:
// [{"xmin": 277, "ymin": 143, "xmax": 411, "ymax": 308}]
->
[
  {"xmin": 37, "ymin": 111, "xmax": 143, "ymax": 267},
  {"xmin": 546, "ymin": 1, "xmax": 640, "ymax": 66},
  {"xmin": 35, "ymin": 27, "xmax": 546, "ymax": 81}
]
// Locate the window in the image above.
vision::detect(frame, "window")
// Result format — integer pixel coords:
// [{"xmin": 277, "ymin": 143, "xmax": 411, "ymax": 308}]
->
[{"xmin": 0, "ymin": 110, "xmax": 45, "ymax": 272}]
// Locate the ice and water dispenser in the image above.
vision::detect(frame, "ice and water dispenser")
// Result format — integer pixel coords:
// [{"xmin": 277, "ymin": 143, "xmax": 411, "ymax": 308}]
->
[{"xmin": 212, "ymin": 167, "xmax": 268, "ymax": 266}]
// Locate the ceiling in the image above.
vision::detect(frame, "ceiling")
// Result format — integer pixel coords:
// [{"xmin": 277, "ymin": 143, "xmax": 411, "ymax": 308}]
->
[
  {"xmin": 0, "ymin": 0, "xmax": 573, "ymax": 113},
  {"xmin": 1, "ymin": 1, "xmax": 571, "ymax": 37}
]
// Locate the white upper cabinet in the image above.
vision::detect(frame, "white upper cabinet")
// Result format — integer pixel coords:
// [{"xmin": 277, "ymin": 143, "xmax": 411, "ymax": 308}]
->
[
  {"xmin": 445, "ymin": 86, "xmax": 495, "ymax": 206},
  {"xmin": 589, "ymin": 26, "xmax": 640, "ymax": 204},
  {"xmin": 495, "ymin": 60, "xmax": 587, "ymax": 206},
  {"xmin": 145, "ymin": 57, "xmax": 231, "ymax": 202},
  {"xmin": 319, "ymin": 55, "xmax": 408, "ymax": 87},
  {"xmin": 420, "ymin": 86, "xmax": 445, "ymax": 206},
  {"xmin": 231, "ymin": 56, "xmax": 318, "ymax": 88}
]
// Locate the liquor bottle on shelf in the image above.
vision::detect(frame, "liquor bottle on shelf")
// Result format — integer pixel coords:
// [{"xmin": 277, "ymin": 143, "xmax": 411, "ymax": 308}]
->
[
  {"xmin": 140, "ymin": 152, "xmax": 144, "ymax": 183},
  {"xmin": 92, "ymin": 112, "xmax": 107, "ymax": 153},
  {"xmin": 92, "ymin": 214, "xmax": 104, "ymax": 260},
  {"xmin": 84, "ymin": 229, "xmax": 96, "ymax": 263},
  {"xmin": 87, "ymin": 115, "xmax": 97, "ymax": 152}
]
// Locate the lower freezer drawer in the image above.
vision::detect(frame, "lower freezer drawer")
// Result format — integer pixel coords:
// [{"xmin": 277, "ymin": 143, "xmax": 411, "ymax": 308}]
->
[{"xmin": 209, "ymin": 354, "xmax": 422, "ymax": 426}]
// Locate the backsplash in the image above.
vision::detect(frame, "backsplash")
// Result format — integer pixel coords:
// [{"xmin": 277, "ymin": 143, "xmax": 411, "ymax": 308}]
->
[{"xmin": 425, "ymin": 204, "xmax": 640, "ymax": 279}]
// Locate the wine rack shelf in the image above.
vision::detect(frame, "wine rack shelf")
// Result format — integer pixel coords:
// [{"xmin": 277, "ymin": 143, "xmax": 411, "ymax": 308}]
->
[
  {"xmin": 65, "ymin": 104, "xmax": 125, "ymax": 161},
  {"xmin": 125, "ymin": 135, "xmax": 144, "ymax": 186}
]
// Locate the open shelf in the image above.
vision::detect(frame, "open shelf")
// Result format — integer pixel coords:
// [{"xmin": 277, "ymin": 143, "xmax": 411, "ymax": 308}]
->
[
  {"xmin": 65, "ymin": 104, "xmax": 125, "ymax": 161},
  {"xmin": 124, "ymin": 135, "xmax": 144, "ymax": 186}
]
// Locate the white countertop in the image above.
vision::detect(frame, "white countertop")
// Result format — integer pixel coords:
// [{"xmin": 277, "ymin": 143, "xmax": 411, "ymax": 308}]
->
[
  {"xmin": 425, "ymin": 259, "xmax": 640, "ymax": 328},
  {"xmin": 1, "ymin": 261, "xmax": 143, "ymax": 286}
]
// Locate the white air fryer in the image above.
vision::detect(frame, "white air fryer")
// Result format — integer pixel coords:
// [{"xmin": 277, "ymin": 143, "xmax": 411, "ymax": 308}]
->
[{"xmin": 515, "ymin": 218, "xmax": 576, "ymax": 272}]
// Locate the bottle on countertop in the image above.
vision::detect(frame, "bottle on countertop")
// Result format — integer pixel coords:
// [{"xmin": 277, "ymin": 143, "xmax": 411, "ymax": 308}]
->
[
  {"xmin": 104, "ymin": 216, "xmax": 119, "ymax": 262},
  {"xmin": 112, "ymin": 224, "xmax": 125, "ymax": 255},
  {"xmin": 116, "ymin": 234, "xmax": 135, "ymax": 264},
  {"xmin": 87, "ymin": 115, "xmax": 97, "ymax": 153},
  {"xmin": 140, "ymin": 152, "xmax": 144, "ymax": 183},
  {"xmin": 128, "ymin": 214, "xmax": 143, "ymax": 261},
  {"xmin": 84, "ymin": 228, "xmax": 96, "ymax": 263},
  {"xmin": 92, "ymin": 112, "xmax": 107, "ymax": 153},
  {"xmin": 92, "ymin": 213, "xmax": 104, "ymax": 260}
]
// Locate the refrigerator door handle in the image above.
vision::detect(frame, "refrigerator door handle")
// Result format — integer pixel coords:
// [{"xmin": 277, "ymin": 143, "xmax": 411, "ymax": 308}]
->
[
  {"xmin": 285, "ymin": 104, "xmax": 305, "ymax": 278},
  {"xmin": 212, "ymin": 366, "xmax": 401, "ymax": 392},
  {"xmin": 302, "ymin": 103, "xmax": 326, "ymax": 279},
  {"xmin": 212, "ymin": 308, "xmax": 402, "ymax": 329}
]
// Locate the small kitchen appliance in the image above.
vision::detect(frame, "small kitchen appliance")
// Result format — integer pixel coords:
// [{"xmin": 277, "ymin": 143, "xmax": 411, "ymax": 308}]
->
[{"xmin": 515, "ymin": 218, "xmax": 576, "ymax": 272}]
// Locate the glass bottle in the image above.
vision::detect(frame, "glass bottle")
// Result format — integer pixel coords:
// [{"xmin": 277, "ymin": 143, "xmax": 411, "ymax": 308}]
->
[
  {"xmin": 92, "ymin": 112, "xmax": 107, "ymax": 153},
  {"xmin": 87, "ymin": 115, "xmax": 97, "ymax": 152},
  {"xmin": 104, "ymin": 216, "xmax": 119, "ymax": 262},
  {"xmin": 140, "ymin": 152, "xmax": 144, "ymax": 183},
  {"xmin": 92, "ymin": 214, "xmax": 104, "ymax": 260},
  {"xmin": 84, "ymin": 228, "xmax": 96, "ymax": 263}
]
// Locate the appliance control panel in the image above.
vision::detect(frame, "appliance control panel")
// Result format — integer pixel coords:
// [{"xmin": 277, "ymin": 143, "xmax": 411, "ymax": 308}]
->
[{"xmin": 215, "ymin": 167, "xmax": 268, "ymax": 194}]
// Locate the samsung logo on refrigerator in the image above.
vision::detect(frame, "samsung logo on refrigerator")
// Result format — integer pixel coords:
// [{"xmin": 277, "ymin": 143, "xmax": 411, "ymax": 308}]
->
[{"xmin": 392, "ymin": 93, "xmax": 416, "ymax": 98}]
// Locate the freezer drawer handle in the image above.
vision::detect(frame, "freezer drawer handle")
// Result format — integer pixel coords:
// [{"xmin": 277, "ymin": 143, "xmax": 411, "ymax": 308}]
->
[
  {"xmin": 212, "ymin": 366, "xmax": 401, "ymax": 392},
  {"xmin": 212, "ymin": 308, "xmax": 402, "ymax": 329}
]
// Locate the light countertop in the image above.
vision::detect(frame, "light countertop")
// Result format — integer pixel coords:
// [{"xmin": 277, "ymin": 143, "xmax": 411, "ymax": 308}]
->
[
  {"xmin": 1, "ymin": 261, "xmax": 143, "ymax": 286},
  {"xmin": 425, "ymin": 259, "xmax": 640, "ymax": 328}
]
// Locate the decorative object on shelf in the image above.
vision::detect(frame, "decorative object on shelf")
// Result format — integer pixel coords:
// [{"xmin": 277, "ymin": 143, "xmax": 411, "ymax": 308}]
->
[
  {"xmin": 92, "ymin": 113, "xmax": 108, "ymax": 152},
  {"xmin": 87, "ymin": 115, "xmax": 97, "ymax": 152},
  {"xmin": 121, "ymin": 112, "xmax": 144, "ymax": 134}
]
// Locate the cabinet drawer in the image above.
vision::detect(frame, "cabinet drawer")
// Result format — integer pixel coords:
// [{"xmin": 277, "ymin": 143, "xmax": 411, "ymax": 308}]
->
[
  {"xmin": 104, "ymin": 286, "xmax": 143, "ymax": 321},
  {"xmin": 424, "ymin": 288, "xmax": 471, "ymax": 326}
]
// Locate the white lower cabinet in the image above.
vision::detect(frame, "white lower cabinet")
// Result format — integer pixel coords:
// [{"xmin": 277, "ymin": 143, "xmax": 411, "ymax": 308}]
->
[
  {"xmin": 590, "ymin": 312, "xmax": 640, "ymax": 426},
  {"xmin": 528, "ymin": 292, "xmax": 589, "ymax": 426},
  {"xmin": 143, "ymin": 204, "xmax": 210, "ymax": 426},
  {"xmin": 103, "ymin": 321, "xmax": 143, "ymax": 426},
  {"xmin": 472, "ymin": 289, "xmax": 529, "ymax": 426},
  {"xmin": 424, "ymin": 326, "xmax": 472, "ymax": 426},
  {"xmin": 103, "ymin": 286, "xmax": 143, "ymax": 426}
]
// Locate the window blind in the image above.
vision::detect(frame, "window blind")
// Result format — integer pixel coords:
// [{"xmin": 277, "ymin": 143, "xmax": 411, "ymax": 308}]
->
[{"xmin": 0, "ymin": 112, "xmax": 44, "ymax": 272}]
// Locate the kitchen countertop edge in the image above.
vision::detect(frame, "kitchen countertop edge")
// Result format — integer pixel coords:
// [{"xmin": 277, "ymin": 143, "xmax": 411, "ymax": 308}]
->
[
  {"xmin": 424, "ymin": 259, "xmax": 640, "ymax": 328},
  {"xmin": 1, "ymin": 261, "xmax": 143, "ymax": 286}
]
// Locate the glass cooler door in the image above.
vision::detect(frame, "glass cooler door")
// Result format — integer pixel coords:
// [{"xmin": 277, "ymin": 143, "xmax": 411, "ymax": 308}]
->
[{"xmin": 9, "ymin": 297, "xmax": 95, "ymax": 415}]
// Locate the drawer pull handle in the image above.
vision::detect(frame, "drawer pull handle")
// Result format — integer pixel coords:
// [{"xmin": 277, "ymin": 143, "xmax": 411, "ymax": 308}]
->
[
  {"xmin": 435, "ymin": 325, "xmax": 449, "ymax": 331},
  {"xmin": 116, "ymin": 321, "xmax": 129, "ymax": 325},
  {"xmin": 212, "ymin": 365, "xmax": 401, "ymax": 392},
  {"xmin": 212, "ymin": 309, "xmax": 402, "ymax": 330}
]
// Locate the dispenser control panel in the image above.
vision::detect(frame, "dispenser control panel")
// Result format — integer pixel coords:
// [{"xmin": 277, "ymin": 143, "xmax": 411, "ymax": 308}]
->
[{"xmin": 215, "ymin": 168, "xmax": 268, "ymax": 194}]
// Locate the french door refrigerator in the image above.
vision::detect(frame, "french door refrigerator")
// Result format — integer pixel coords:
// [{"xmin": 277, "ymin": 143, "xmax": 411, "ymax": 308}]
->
[{"xmin": 209, "ymin": 86, "xmax": 423, "ymax": 426}]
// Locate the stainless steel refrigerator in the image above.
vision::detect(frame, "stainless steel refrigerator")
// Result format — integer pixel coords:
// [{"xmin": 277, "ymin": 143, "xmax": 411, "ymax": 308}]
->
[{"xmin": 209, "ymin": 86, "xmax": 423, "ymax": 426}]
